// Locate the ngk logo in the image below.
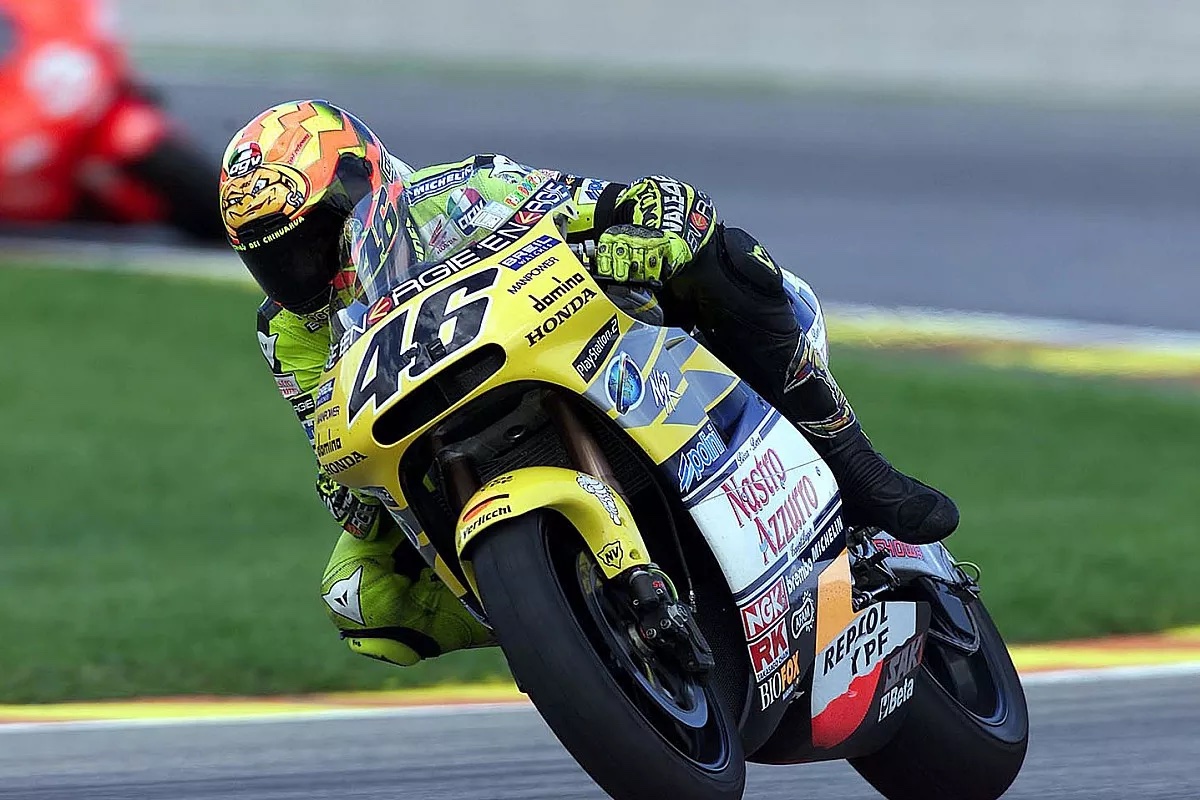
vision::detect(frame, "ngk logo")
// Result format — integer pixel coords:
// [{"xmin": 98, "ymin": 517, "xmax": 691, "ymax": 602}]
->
[{"xmin": 741, "ymin": 577, "xmax": 790, "ymax": 640}]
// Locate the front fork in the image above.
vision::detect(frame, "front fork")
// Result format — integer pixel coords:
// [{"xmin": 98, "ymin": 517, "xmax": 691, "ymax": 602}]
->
[{"xmin": 437, "ymin": 390, "xmax": 715, "ymax": 678}]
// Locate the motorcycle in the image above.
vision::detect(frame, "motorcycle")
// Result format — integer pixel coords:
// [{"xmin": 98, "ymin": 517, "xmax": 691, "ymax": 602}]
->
[
  {"xmin": 0, "ymin": 0, "xmax": 221, "ymax": 241},
  {"xmin": 316, "ymin": 176, "xmax": 1029, "ymax": 800}
]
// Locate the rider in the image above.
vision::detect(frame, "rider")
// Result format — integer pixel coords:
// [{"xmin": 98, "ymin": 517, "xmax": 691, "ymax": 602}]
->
[{"xmin": 220, "ymin": 100, "xmax": 959, "ymax": 669}]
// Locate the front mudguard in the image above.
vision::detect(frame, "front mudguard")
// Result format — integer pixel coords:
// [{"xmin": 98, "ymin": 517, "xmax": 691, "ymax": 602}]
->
[{"xmin": 455, "ymin": 466, "xmax": 652, "ymax": 596}]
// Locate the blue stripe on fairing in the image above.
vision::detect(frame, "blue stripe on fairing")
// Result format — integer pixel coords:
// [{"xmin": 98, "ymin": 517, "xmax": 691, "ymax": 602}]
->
[
  {"xmin": 731, "ymin": 494, "xmax": 843, "ymax": 603},
  {"xmin": 681, "ymin": 404, "xmax": 780, "ymax": 505}
]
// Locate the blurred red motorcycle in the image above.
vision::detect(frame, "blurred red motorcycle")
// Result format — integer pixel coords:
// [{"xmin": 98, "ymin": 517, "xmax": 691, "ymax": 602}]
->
[{"xmin": 0, "ymin": 0, "xmax": 220, "ymax": 242}]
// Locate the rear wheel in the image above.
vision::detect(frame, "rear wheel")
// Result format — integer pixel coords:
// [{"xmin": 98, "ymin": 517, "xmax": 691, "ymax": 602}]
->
[
  {"xmin": 472, "ymin": 510, "xmax": 746, "ymax": 800},
  {"xmin": 849, "ymin": 600, "xmax": 1028, "ymax": 800}
]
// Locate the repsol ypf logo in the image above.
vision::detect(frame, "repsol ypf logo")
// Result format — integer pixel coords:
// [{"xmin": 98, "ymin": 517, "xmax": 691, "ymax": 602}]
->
[{"xmin": 525, "ymin": 288, "xmax": 597, "ymax": 346}]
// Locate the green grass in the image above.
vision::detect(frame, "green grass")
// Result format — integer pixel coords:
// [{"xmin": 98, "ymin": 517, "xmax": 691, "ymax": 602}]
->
[{"xmin": 1, "ymin": 265, "xmax": 1197, "ymax": 703}]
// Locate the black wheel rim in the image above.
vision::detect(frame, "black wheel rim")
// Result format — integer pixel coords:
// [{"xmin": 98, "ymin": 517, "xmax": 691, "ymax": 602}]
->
[
  {"xmin": 922, "ymin": 605, "xmax": 1008, "ymax": 725},
  {"xmin": 546, "ymin": 534, "xmax": 732, "ymax": 773}
]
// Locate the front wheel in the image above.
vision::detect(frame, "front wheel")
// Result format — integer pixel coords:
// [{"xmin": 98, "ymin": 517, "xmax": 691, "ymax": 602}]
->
[
  {"xmin": 471, "ymin": 510, "xmax": 746, "ymax": 800},
  {"xmin": 849, "ymin": 599, "xmax": 1028, "ymax": 800}
]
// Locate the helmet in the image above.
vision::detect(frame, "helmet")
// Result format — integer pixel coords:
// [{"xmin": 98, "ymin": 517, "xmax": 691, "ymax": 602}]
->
[{"xmin": 219, "ymin": 100, "xmax": 405, "ymax": 313}]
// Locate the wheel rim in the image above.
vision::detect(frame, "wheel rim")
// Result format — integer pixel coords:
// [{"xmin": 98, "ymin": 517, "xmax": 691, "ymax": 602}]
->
[
  {"xmin": 549, "ymin": 537, "xmax": 732, "ymax": 773},
  {"xmin": 922, "ymin": 605, "xmax": 1008, "ymax": 725}
]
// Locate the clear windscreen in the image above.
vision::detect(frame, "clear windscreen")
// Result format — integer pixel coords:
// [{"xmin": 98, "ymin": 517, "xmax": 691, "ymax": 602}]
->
[{"xmin": 329, "ymin": 181, "xmax": 422, "ymax": 347}]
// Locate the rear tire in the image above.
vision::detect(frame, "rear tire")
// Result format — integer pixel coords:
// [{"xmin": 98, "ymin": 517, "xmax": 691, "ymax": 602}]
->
[
  {"xmin": 472, "ymin": 510, "xmax": 746, "ymax": 800},
  {"xmin": 126, "ymin": 134, "xmax": 224, "ymax": 244},
  {"xmin": 849, "ymin": 601, "xmax": 1028, "ymax": 800}
]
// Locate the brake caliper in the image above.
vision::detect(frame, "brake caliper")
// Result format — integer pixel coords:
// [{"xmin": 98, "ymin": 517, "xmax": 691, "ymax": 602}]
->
[{"xmin": 625, "ymin": 568, "xmax": 715, "ymax": 677}]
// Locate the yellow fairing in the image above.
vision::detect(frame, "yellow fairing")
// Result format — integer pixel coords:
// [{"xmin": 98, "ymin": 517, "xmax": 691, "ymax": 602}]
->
[{"xmin": 453, "ymin": 467, "xmax": 652, "ymax": 595}]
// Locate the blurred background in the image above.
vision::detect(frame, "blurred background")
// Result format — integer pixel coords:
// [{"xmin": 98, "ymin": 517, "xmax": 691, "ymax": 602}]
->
[
  {"xmin": 2, "ymin": 2, "xmax": 1198, "ymax": 797},
  {"xmin": 2, "ymin": 0, "xmax": 1198, "ymax": 720}
]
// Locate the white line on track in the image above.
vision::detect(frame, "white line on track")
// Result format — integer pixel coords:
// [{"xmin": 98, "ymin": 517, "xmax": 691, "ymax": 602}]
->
[{"xmin": 2, "ymin": 661, "xmax": 1197, "ymax": 734}]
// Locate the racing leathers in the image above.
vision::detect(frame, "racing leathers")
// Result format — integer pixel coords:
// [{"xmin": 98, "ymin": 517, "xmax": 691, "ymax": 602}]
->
[{"xmin": 256, "ymin": 154, "xmax": 959, "ymax": 668}]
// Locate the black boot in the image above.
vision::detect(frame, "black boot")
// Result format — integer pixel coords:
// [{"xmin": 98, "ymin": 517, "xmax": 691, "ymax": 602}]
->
[
  {"xmin": 781, "ymin": 336, "xmax": 959, "ymax": 545},
  {"xmin": 814, "ymin": 424, "xmax": 959, "ymax": 544},
  {"xmin": 654, "ymin": 225, "xmax": 958, "ymax": 544}
]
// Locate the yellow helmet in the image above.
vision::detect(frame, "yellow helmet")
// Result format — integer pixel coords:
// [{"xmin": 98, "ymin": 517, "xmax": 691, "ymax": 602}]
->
[{"xmin": 219, "ymin": 99, "xmax": 400, "ymax": 312}]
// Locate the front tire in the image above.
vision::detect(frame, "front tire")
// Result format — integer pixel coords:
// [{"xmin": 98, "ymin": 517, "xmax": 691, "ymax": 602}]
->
[
  {"xmin": 472, "ymin": 510, "xmax": 746, "ymax": 800},
  {"xmin": 849, "ymin": 601, "xmax": 1028, "ymax": 800}
]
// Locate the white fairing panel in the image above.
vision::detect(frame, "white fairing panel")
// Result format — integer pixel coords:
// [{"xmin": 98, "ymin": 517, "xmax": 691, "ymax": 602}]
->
[{"xmin": 684, "ymin": 411, "xmax": 840, "ymax": 596}]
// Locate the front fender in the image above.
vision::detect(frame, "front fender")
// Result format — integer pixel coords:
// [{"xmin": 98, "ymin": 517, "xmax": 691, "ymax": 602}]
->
[{"xmin": 455, "ymin": 467, "xmax": 653, "ymax": 593}]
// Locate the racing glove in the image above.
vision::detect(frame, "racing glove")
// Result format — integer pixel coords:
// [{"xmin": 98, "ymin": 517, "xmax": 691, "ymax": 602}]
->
[
  {"xmin": 609, "ymin": 175, "xmax": 718, "ymax": 279},
  {"xmin": 594, "ymin": 225, "xmax": 678, "ymax": 284}
]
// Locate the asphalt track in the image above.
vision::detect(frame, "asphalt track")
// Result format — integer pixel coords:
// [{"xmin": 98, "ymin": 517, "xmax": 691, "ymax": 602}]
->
[
  {"xmin": 1, "ymin": 670, "xmax": 1197, "ymax": 800},
  {"xmin": 151, "ymin": 73, "xmax": 1200, "ymax": 331}
]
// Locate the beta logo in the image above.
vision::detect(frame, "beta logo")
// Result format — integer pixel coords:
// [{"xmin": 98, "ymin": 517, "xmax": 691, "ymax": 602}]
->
[
  {"xmin": 741, "ymin": 577, "xmax": 789, "ymax": 640},
  {"xmin": 878, "ymin": 677, "xmax": 914, "ymax": 722},
  {"xmin": 748, "ymin": 618, "xmax": 789, "ymax": 680}
]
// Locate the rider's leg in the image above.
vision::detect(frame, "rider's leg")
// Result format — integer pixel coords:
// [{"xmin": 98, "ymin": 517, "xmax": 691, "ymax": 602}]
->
[
  {"xmin": 659, "ymin": 225, "xmax": 958, "ymax": 544},
  {"xmin": 321, "ymin": 523, "xmax": 493, "ymax": 666}
]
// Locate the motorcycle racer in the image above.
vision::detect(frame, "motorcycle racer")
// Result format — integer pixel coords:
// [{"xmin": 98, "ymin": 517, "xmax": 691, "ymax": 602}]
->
[{"xmin": 220, "ymin": 100, "xmax": 959, "ymax": 669}]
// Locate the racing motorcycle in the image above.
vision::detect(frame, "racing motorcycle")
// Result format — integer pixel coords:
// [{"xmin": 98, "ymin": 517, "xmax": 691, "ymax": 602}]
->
[
  {"xmin": 316, "ymin": 176, "xmax": 1029, "ymax": 800},
  {"xmin": 0, "ymin": 0, "xmax": 221, "ymax": 241}
]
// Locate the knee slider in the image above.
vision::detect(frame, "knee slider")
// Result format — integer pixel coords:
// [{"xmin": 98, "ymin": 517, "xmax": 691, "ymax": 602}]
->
[
  {"xmin": 717, "ymin": 226, "xmax": 785, "ymax": 297},
  {"xmin": 345, "ymin": 636, "xmax": 423, "ymax": 667}
]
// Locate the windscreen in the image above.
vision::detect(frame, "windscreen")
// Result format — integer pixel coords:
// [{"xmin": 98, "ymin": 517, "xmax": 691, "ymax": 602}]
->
[{"xmin": 329, "ymin": 180, "xmax": 422, "ymax": 348}]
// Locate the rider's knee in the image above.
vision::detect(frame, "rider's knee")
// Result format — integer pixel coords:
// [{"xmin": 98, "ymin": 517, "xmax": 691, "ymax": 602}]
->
[{"xmin": 320, "ymin": 545, "xmax": 426, "ymax": 667}]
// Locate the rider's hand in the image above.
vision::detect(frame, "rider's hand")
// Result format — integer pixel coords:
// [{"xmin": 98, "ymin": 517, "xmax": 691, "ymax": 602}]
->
[{"xmin": 594, "ymin": 225, "xmax": 690, "ymax": 285}]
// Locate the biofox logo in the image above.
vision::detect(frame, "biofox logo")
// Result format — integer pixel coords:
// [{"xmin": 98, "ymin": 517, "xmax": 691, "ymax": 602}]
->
[
  {"xmin": 741, "ymin": 578, "xmax": 789, "ymax": 640},
  {"xmin": 748, "ymin": 618, "xmax": 790, "ymax": 680}
]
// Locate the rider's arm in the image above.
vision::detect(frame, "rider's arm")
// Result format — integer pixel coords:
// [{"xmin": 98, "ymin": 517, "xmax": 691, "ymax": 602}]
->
[
  {"xmin": 537, "ymin": 165, "xmax": 719, "ymax": 278},
  {"xmin": 256, "ymin": 299, "xmax": 390, "ymax": 542}
]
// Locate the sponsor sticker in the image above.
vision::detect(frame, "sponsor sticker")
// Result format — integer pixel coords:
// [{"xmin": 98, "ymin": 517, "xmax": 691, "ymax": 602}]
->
[
  {"xmin": 648, "ymin": 369, "xmax": 680, "ymax": 414},
  {"xmin": 274, "ymin": 372, "xmax": 302, "ymax": 398},
  {"xmin": 525, "ymin": 287, "xmax": 596, "ymax": 346},
  {"xmin": 748, "ymin": 618, "xmax": 790, "ymax": 680},
  {"xmin": 604, "ymin": 352, "xmax": 644, "ymax": 414},
  {"xmin": 571, "ymin": 315, "xmax": 620, "ymax": 383},
  {"xmin": 407, "ymin": 167, "xmax": 472, "ymax": 203},
  {"xmin": 500, "ymin": 234, "xmax": 558, "ymax": 270},
  {"xmin": 676, "ymin": 422, "xmax": 727, "ymax": 493},
  {"xmin": 577, "ymin": 474, "xmax": 622, "ymax": 526},
  {"xmin": 758, "ymin": 652, "xmax": 802, "ymax": 710},
  {"xmin": 324, "ymin": 450, "xmax": 367, "ymax": 475},
  {"xmin": 316, "ymin": 379, "xmax": 335, "ymax": 407},
  {"xmin": 580, "ymin": 178, "xmax": 608, "ymax": 203},
  {"xmin": 741, "ymin": 577, "xmax": 789, "ymax": 640}
]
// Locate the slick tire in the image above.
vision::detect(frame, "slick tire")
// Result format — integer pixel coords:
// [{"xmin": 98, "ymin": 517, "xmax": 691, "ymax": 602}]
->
[
  {"xmin": 471, "ymin": 510, "xmax": 746, "ymax": 800},
  {"xmin": 848, "ymin": 601, "xmax": 1028, "ymax": 800}
]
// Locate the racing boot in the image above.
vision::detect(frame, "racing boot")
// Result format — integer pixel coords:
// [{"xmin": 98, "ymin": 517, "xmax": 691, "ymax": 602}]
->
[
  {"xmin": 322, "ymin": 527, "xmax": 494, "ymax": 666},
  {"xmin": 660, "ymin": 225, "xmax": 957, "ymax": 545},
  {"xmin": 780, "ymin": 333, "xmax": 959, "ymax": 545}
]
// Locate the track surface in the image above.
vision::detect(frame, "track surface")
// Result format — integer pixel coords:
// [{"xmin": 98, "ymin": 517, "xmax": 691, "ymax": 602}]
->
[
  {"xmin": 155, "ymin": 74, "xmax": 1200, "ymax": 331},
  {"xmin": 2, "ymin": 672, "xmax": 1197, "ymax": 799}
]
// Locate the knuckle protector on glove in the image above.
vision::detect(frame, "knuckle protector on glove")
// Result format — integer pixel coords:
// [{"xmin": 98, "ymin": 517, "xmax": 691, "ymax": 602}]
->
[{"xmin": 717, "ymin": 226, "xmax": 785, "ymax": 298}]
